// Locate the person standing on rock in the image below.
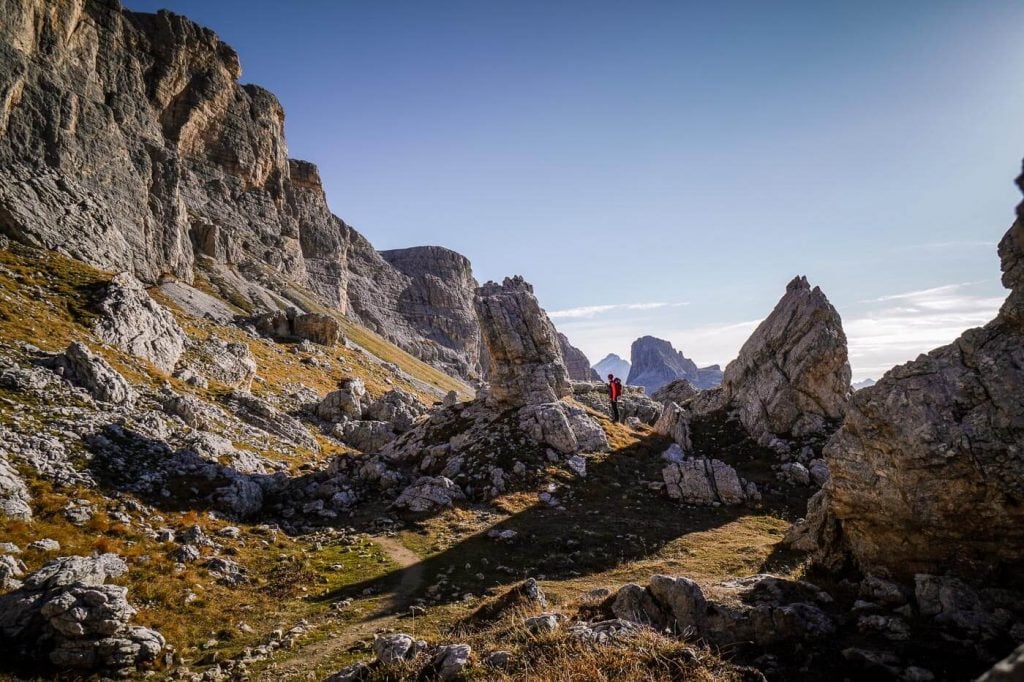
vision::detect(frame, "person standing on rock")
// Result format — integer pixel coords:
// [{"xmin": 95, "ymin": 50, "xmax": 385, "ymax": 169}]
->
[{"xmin": 608, "ymin": 373, "xmax": 622, "ymax": 422}]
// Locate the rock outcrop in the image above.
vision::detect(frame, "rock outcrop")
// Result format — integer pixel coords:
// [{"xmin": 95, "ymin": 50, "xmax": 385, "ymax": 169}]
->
[
  {"xmin": 380, "ymin": 246, "xmax": 482, "ymax": 379},
  {"xmin": 0, "ymin": 455, "xmax": 32, "ymax": 519},
  {"xmin": 556, "ymin": 333, "xmax": 599, "ymax": 381},
  {"xmin": 92, "ymin": 273, "xmax": 187, "ymax": 374},
  {"xmin": 0, "ymin": 0, "xmax": 481, "ymax": 378},
  {"xmin": 593, "ymin": 353, "xmax": 630, "ymax": 381},
  {"xmin": 474, "ymin": 277, "xmax": 570, "ymax": 406},
  {"xmin": 56, "ymin": 342, "xmax": 136, "ymax": 406},
  {"xmin": 816, "ymin": 215, "xmax": 1024, "ymax": 579},
  {"xmin": 712, "ymin": 277, "xmax": 850, "ymax": 445},
  {"xmin": 0, "ymin": 554, "xmax": 165, "ymax": 676},
  {"xmin": 626, "ymin": 336, "xmax": 721, "ymax": 394},
  {"xmin": 610, "ymin": 574, "xmax": 834, "ymax": 647},
  {"xmin": 246, "ymin": 309, "xmax": 343, "ymax": 346},
  {"xmin": 650, "ymin": 378, "xmax": 698, "ymax": 406}
]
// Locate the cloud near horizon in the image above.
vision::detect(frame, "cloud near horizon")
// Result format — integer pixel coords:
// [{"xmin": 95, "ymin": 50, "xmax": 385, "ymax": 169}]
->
[
  {"xmin": 547, "ymin": 301, "xmax": 688, "ymax": 319},
  {"xmin": 554, "ymin": 282, "xmax": 1005, "ymax": 382}
]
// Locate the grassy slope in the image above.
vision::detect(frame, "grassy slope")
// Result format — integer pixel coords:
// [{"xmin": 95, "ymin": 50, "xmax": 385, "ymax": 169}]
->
[{"xmin": 0, "ymin": 243, "xmax": 807, "ymax": 680}]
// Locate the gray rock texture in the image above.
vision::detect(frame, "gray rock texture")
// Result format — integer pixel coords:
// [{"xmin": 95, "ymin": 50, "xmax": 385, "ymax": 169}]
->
[
  {"xmin": 556, "ymin": 332, "xmax": 600, "ymax": 381},
  {"xmin": 0, "ymin": 455, "xmax": 32, "ymax": 519},
  {"xmin": 817, "ymin": 215, "xmax": 1024, "ymax": 580},
  {"xmin": 474, "ymin": 276, "xmax": 570, "ymax": 406},
  {"xmin": 0, "ymin": 554, "xmax": 164, "ymax": 676},
  {"xmin": 57, "ymin": 342, "xmax": 136, "ymax": 406},
  {"xmin": 380, "ymin": 246, "xmax": 482, "ymax": 379},
  {"xmin": 714, "ymin": 277, "xmax": 851, "ymax": 444},
  {"xmin": 627, "ymin": 336, "xmax": 722, "ymax": 394},
  {"xmin": 0, "ymin": 0, "xmax": 481, "ymax": 379},
  {"xmin": 91, "ymin": 273, "xmax": 187, "ymax": 373}
]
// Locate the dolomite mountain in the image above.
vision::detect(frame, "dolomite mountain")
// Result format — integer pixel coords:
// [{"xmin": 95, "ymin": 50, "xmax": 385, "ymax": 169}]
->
[
  {"xmin": 809, "ymin": 212, "xmax": 1024, "ymax": 580},
  {"xmin": 626, "ymin": 336, "xmax": 722, "ymax": 394},
  {"xmin": 0, "ymin": 0, "xmax": 481, "ymax": 379},
  {"xmin": 592, "ymin": 352, "xmax": 630, "ymax": 380}
]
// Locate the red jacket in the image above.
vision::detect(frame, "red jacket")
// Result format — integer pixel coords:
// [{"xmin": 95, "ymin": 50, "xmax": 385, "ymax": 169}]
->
[{"xmin": 609, "ymin": 379, "xmax": 622, "ymax": 400}]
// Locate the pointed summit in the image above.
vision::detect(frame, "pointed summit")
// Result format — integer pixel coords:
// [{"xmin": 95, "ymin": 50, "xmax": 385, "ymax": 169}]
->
[{"xmin": 717, "ymin": 277, "xmax": 851, "ymax": 444}]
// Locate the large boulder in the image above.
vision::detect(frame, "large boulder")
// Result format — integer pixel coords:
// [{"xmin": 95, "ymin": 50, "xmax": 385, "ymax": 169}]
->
[
  {"xmin": 626, "ymin": 336, "xmax": 722, "ymax": 394},
  {"xmin": 712, "ymin": 276, "xmax": 850, "ymax": 444},
  {"xmin": 519, "ymin": 402, "xmax": 609, "ymax": 453},
  {"xmin": 248, "ymin": 309, "xmax": 343, "ymax": 346},
  {"xmin": 317, "ymin": 379, "xmax": 368, "ymax": 422},
  {"xmin": 57, "ymin": 342, "xmax": 136, "ymax": 406},
  {"xmin": 393, "ymin": 476, "xmax": 465, "ymax": 512},
  {"xmin": 0, "ymin": 554, "xmax": 164, "ymax": 676},
  {"xmin": 188, "ymin": 337, "xmax": 257, "ymax": 389},
  {"xmin": 661, "ymin": 457, "xmax": 751, "ymax": 506},
  {"xmin": 91, "ymin": 273, "xmax": 187, "ymax": 373},
  {"xmin": 817, "ymin": 213, "xmax": 1024, "ymax": 580},
  {"xmin": 611, "ymin": 574, "xmax": 834, "ymax": 648},
  {"xmin": 474, "ymin": 276, "xmax": 570, "ymax": 406}
]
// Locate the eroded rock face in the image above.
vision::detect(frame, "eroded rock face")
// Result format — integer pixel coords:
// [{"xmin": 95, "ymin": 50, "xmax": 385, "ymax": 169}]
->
[
  {"xmin": 474, "ymin": 277, "xmax": 570, "ymax": 406},
  {"xmin": 0, "ymin": 0, "xmax": 481, "ymax": 378},
  {"xmin": 57, "ymin": 342, "xmax": 136, "ymax": 406},
  {"xmin": 627, "ymin": 336, "xmax": 722, "ymax": 394},
  {"xmin": 818, "ymin": 216, "xmax": 1024, "ymax": 580},
  {"xmin": 0, "ymin": 554, "xmax": 164, "ymax": 676},
  {"xmin": 557, "ymin": 333, "xmax": 599, "ymax": 381},
  {"xmin": 662, "ymin": 458, "xmax": 752, "ymax": 506},
  {"xmin": 0, "ymin": 455, "xmax": 31, "ymax": 519},
  {"xmin": 715, "ymin": 277, "xmax": 851, "ymax": 444},
  {"xmin": 92, "ymin": 273, "xmax": 187, "ymax": 374},
  {"xmin": 518, "ymin": 402, "xmax": 609, "ymax": 453},
  {"xmin": 380, "ymin": 246, "xmax": 482, "ymax": 379}
]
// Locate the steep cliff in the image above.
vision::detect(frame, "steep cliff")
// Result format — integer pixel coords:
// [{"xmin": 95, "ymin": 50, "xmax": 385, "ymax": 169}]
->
[{"xmin": 0, "ymin": 0, "xmax": 480, "ymax": 378}]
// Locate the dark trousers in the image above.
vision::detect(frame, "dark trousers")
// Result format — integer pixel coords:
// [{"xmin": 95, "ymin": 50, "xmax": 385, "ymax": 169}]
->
[{"xmin": 610, "ymin": 399, "xmax": 619, "ymax": 422}]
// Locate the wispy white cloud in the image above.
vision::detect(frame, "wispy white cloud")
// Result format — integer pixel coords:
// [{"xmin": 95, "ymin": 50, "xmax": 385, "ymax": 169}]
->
[
  {"xmin": 845, "ymin": 281, "xmax": 1004, "ymax": 379},
  {"xmin": 548, "ymin": 301, "xmax": 687, "ymax": 319},
  {"xmin": 901, "ymin": 240, "xmax": 996, "ymax": 252}
]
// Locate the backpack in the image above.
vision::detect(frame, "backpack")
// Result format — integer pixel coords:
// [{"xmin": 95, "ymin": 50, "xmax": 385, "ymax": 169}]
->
[{"xmin": 613, "ymin": 378, "xmax": 622, "ymax": 398}]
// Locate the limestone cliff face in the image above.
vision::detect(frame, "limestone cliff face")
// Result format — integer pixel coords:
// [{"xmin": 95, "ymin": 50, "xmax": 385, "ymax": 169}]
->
[
  {"xmin": 819, "ymin": 216, "xmax": 1024, "ymax": 580},
  {"xmin": 379, "ymin": 246, "xmax": 482, "ymax": 379},
  {"xmin": 556, "ymin": 332, "xmax": 599, "ymax": 381},
  {"xmin": 0, "ymin": 0, "xmax": 481, "ymax": 378}
]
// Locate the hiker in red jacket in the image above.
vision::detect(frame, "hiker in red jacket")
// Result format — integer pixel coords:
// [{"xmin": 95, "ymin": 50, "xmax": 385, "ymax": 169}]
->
[{"xmin": 608, "ymin": 373, "xmax": 623, "ymax": 423}]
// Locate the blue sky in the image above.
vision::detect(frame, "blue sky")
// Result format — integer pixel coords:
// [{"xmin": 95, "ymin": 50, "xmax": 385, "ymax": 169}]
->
[{"xmin": 126, "ymin": 0, "xmax": 1024, "ymax": 380}]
